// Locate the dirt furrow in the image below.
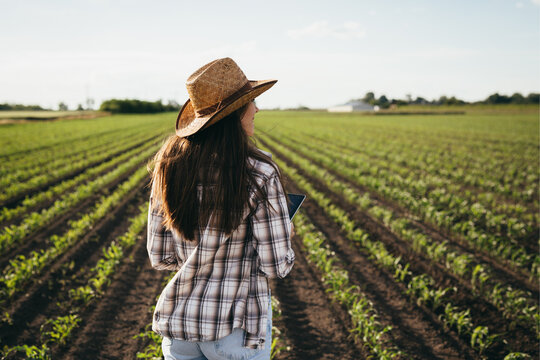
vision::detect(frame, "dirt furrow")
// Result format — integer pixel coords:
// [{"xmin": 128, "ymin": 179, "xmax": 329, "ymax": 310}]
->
[
  {"xmin": 59, "ymin": 198, "xmax": 363, "ymax": 359},
  {"xmin": 274, "ymin": 133, "xmax": 537, "ymax": 292},
  {"xmin": 0, "ymin": 127, "xmax": 126, "ymax": 161},
  {"xmin": 260, "ymin": 139, "xmax": 538, "ymax": 358},
  {"xmin": 269, "ymin": 233, "xmax": 368, "ymax": 360},
  {"xmin": 285, "ymin": 177, "xmax": 476, "ymax": 359},
  {"xmin": 0, "ymin": 158, "xmax": 152, "ymax": 270},
  {"xmin": 0, "ymin": 137, "xmax": 162, "ymax": 230},
  {"xmin": 0, "ymin": 133, "xmax": 158, "ymax": 210},
  {"xmin": 302, "ymin": 132, "xmax": 539, "ymax": 219},
  {"xmin": 55, "ymin": 223, "xmax": 166, "ymax": 359},
  {"xmin": 0, "ymin": 179, "xmax": 150, "ymax": 348}
]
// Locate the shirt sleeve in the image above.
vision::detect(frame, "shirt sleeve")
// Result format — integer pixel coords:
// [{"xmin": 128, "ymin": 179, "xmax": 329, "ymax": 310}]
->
[
  {"xmin": 251, "ymin": 172, "xmax": 295, "ymax": 279},
  {"xmin": 147, "ymin": 194, "xmax": 182, "ymax": 271}
]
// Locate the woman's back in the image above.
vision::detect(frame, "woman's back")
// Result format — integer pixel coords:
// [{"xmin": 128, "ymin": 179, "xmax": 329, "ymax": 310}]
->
[
  {"xmin": 147, "ymin": 57, "xmax": 294, "ymax": 359},
  {"xmin": 148, "ymin": 150, "xmax": 294, "ymax": 350}
]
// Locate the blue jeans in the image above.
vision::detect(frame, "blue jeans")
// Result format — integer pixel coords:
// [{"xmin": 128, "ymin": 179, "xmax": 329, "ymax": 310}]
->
[{"xmin": 162, "ymin": 296, "xmax": 272, "ymax": 360}]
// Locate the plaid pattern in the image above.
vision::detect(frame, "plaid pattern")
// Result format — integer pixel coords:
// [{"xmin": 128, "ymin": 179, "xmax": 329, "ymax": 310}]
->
[{"xmin": 147, "ymin": 151, "xmax": 295, "ymax": 350}]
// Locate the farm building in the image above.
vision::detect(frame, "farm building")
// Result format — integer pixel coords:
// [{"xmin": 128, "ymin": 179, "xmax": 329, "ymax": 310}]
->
[{"xmin": 327, "ymin": 99, "xmax": 377, "ymax": 112}]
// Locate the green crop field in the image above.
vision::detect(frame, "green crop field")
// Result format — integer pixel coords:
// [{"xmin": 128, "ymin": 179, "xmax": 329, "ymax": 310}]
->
[{"xmin": 0, "ymin": 109, "xmax": 538, "ymax": 359}]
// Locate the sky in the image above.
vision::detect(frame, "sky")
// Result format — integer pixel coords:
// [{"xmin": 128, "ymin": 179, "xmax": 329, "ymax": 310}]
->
[{"xmin": 1, "ymin": 0, "xmax": 539, "ymax": 110}]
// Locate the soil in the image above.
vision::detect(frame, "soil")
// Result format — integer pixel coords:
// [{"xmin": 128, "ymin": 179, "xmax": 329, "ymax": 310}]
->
[
  {"xmin": 262, "ymin": 131, "xmax": 538, "ymax": 294},
  {"xmin": 0, "ymin": 134, "xmax": 158, "ymax": 210},
  {"xmin": 334, "ymin": 136, "xmax": 540, "ymax": 253},
  {"xmin": 0, "ymin": 161, "xmax": 144, "ymax": 270},
  {"xmin": 259, "ymin": 136, "xmax": 539, "ymax": 359},
  {"xmin": 1, "ymin": 133, "xmax": 538, "ymax": 359},
  {"xmin": 55, "ymin": 223, "xmax": 166, "ymax": 360},
  {"xmin": 273, "ymin": 161, "xmax": 477, "ymax": 360},
  {"xmin": 269, "ymin": 233, "xmax": 368, "ymax": 360},
  {"xmin": 0, "ymin": 179, "xmax": 151, "ymax": 348},
  {"xmin": 0, "ymin": 124, "xmax": 126, "ymax": 161}
]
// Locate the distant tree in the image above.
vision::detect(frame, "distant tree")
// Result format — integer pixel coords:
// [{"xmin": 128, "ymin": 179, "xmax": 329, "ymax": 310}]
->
[
  {"xmin": 363, "ymin": 92, "xmax": 376, "ymax": 105},
  {"xmin": 337, "ymin": 91, "xmax": 540, "ymax": 108},
  {"xmin": 0, "ymin": 103, "xmax": 46, "ymax": 111},
  {"xmin": 445, "ymin": 96, "xmax": 465, "ymax": 105},
  {"xmin": 413, "ymin": 96, "xmax": 428, "ymax": 105},
  {"xmin": 437, "ymin": 96, "xmax": 448, "ymax": 105},
  {"xmin": 376, "ymin": 95, "xmax": 390, "ymax": 108},
  {"xmin": 76, "ymin": 104, "xmax": 84, "ymax": 111},
  {"xmin": 390, "ymin": 99, "xmax": 408, "ymax": 106},
  {"xmin": 485, "ymin": 93, "xmax": 511, "ymax": 104},
  {"xmin": 58, "ymin": 102, "xmax": 68, "ymax": 111},
  {"xmin": 526, "ymin": 93, "xmax": 539, "ymax": 104},
  {"xmin": 99, "ymin": 99, "xmax": 177, "ymax": 113},
  {"xmin": 510, "ymin": 92, "xmax": 525, "ymax": 104}
]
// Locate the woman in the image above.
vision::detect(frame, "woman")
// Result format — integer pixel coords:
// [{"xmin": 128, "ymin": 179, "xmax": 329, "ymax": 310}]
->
[{"xmin": 147, "ymin": 57, "xmax": 295, "ymax": 360}]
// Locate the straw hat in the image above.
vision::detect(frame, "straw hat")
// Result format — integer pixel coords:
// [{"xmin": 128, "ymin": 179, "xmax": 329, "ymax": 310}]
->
[{"xmin": 175, "ymin": 58, "xmax": 277, "ymax": 137}]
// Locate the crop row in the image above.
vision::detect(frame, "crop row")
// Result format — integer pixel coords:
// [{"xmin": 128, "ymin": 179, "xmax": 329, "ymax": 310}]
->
[
  {"xmin": 0, "ymin": 124, "xmax": 159, "ymax": 188},
  {"xmin": 1, "ymin": 203, "xmax": 148, "ymax": 359},
  {"xmin": 0, "ymin": 127, "xmax": 120, "ymax": 159},
  {"xmin": 0, "ymin": 135, "xmax": 163, "ymax": 223},
  {"xmin": 257, "ymin": 141, "xmax": 528, "ymax": 358},
  {"xmin": 0, "ymin": 113, "xmax": 170, "ymax": 160},
  {"xmin": 0, "ymin": 127, "xmax": 165, "ymax": 203},
  {"xmin": 267, "ymin": 129, "xmax": 536, "ymax": 244},
  {"xmin": 0, "ymin": 140, "xmax": 160, "ymax": 255},
  {"xmin": 311, "ymin": 114, "xmax": 538, "ymax": 163},
  {"xmin": 0, "ymin": 126, "xmax": 127, "ymax": 175},
  {"xmin": 0, "ymin": 123, "xmax": 135, "ymax": 160},
  {"xmin": 133, "ymin": 270, "xmax": 173, "ymax": 359},
  {"xmin": 259, "ymin": 131, "xmax": 537, "ymax": 277},
  {"xmin": 268, "ymin": 297, "xmax": 290, "ymax": 359},
  {"xmin": 0, "ymin": 121, "xmax": 161, "ymax": 175},
  {"xmin": 0, "ymin": 165, "xmax": 149, "ymax": 306},
  {"xmin": 266, "ymin": 115, "xmax": 538, "ymax": 200},
  {"xmin": 0, "ymin": 133, "xmax": 162, "ymax": 225},
  {"xmin": 258, "ymin": 134, "xmax": 537, "ymax": 330},
  {"xmin": 293, "ymin": 211, "xmax": 404, "ymax": 359},
  {"xmin": 290, "ymin": 130, "xmax": 537, "ymax": 222},
  {"xmin": 267, "ymin": 112, "xmax": 536, "ymax": 158}
]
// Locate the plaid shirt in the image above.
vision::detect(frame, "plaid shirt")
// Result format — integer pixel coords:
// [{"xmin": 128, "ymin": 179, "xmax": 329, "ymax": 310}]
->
[{"xmin": 147, "ymin": 150, "xmax": 295, "ymax": 350}]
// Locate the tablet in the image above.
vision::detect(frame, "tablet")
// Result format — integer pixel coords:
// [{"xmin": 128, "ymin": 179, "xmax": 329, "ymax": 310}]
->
[{"xmin": 287, "ymin": 193, "xmax": 306, "ymax": 220}]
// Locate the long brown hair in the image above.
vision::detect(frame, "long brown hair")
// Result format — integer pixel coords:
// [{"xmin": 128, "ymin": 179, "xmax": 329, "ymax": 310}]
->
[{"xmin": 148, "ymin": 104, "xmax": 285, "ymax": 241}]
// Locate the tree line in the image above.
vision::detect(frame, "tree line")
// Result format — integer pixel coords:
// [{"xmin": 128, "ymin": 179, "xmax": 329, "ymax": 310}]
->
[
  {"xmin": 2, "ymin": 92, "xmax": 537, "ymax": 113},
  {"xmin": 0, "ymin": 103, "xmax": 47, "ymax": 111},
  {"xmin": 358, "ymin": 92, "xmax": 539, "ymax": 109},
  {"xmin": 99, "ymin": 99, "xmax": 180, "ymax": 113},
  {"xmin": 0, "ymin": 99, "xmax": 181, "ymax": 113}
]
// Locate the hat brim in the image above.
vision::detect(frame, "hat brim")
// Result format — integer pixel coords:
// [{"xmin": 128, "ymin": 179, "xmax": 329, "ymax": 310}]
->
[{"xmin": 175, "ymin": 79, "xmax": 277, "ymax": 138}]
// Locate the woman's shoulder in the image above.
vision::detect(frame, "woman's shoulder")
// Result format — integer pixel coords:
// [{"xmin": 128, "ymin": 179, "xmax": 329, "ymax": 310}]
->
[
  {"xmin": 249, "ymin": 149, "xmax": 278, "ymax": 184},
  {"xmin": 257, "ymin": 149, "xmax": 272, "ymax": 159}
]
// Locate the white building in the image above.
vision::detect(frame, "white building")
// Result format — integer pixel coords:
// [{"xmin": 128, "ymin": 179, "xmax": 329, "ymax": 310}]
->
[{"xmin": 328, "ymin": 99, "xmax": 377, "ymax": 112}]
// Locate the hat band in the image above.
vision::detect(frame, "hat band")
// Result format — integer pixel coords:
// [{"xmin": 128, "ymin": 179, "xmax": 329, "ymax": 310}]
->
[{"xmin": 196, "ymin": 81, "xmax": 252, "ymax": 117}]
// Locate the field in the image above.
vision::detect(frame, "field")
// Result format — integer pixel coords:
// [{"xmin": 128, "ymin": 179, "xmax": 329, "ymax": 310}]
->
[
  {"xmin": 0, "ymin": 111, "xmax": 107, "ymax": 125},
  {"xmin": 0, "ymin": 109, "xmax": 537, "ymax": 359}
]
